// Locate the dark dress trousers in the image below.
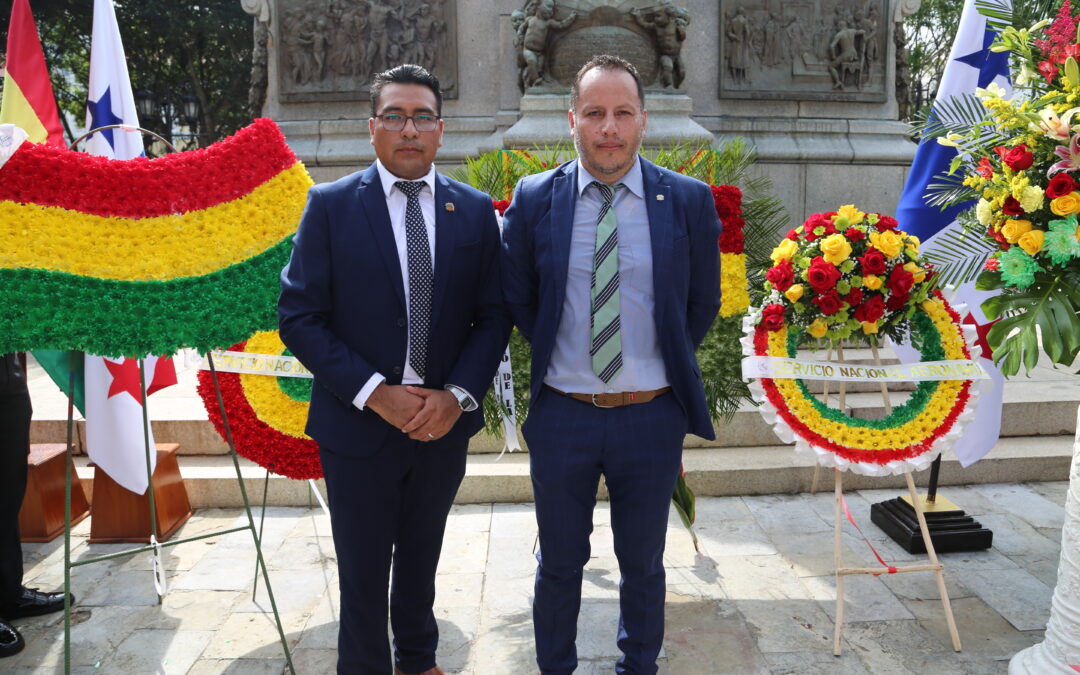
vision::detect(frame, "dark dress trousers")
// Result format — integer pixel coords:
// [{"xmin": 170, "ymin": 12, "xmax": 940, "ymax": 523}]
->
[
  {"xmin": 0, "ymin": 354, "xmax": 31, "ymax": 608},
  {"xmin": 279, "ymin": 163, "xmax": 509, "ymax": 674}
]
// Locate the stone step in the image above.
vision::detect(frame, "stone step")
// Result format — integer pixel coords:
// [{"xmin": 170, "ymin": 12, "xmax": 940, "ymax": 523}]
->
[
  {"xmin": 66, "ymin": 434, "xmax": 1074, "ymax": 508},
  {"xmin": 27, "ymin": 353, "xmax": 1080, "ymax": 453}
]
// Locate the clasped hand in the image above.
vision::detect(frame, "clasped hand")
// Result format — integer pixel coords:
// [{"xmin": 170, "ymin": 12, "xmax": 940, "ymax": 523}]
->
[{"xmin": 366, "ymin": 383, "xmax": 462, "ymax": 441}]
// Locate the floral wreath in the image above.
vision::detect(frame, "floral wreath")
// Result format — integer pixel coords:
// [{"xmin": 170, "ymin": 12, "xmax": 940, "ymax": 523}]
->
[
  {"xmin": 196, "ymin": 331, "xmax": 322, "ymax": 480},
  {"xmin": 742, "ymin": 206, "xmax": 985, "ymax": 475},
  {"xmin": 0, "ymin": 118, "xmax": 312, "ymax": 357}
]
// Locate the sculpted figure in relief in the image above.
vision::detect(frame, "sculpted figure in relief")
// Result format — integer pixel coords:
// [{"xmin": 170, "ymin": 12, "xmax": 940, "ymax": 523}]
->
[
  {"xmin": 517, "ymin": 0, "xmax": 579, "ymax": 90},
  {"xmin": 725, "ymin": 6, "xmax": 751, "ymax": 84},
  {"xmin": 828, "ymin": 20, "xmax": 866, "ymax": 90},
  {"xmin": 630, "ymin": 0, "xmax": 689, "ymax": 89}
]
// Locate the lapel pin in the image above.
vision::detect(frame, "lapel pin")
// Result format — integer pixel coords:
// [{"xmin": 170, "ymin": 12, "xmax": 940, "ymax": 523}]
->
[
  {"xmin": 656, "ymin": 194, "xmax": 665, "ymax": 201},
  {"xmin": 445, "ymin": 202, "xmax": 455, "ymax": 212}
]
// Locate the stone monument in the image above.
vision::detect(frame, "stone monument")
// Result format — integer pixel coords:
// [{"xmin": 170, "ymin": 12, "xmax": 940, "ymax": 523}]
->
[{"xmin": 244, "ymin": 0, "xmax": 919, "ymax": 221}]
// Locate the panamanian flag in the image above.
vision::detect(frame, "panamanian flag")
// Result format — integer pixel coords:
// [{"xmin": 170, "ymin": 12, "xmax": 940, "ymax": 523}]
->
[
  {"xmin": 83, "ymin": 0, "xmax": 176, "ymax": 494},
  {"xmin": 893, "ymin": 0, "xmax": 1011, "ymax": 468}
]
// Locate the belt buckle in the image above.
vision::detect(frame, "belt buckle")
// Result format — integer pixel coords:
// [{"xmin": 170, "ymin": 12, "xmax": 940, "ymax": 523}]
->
[{"xmin": 591, "ymin": 393, "xmax": 616, "ymax": 409}]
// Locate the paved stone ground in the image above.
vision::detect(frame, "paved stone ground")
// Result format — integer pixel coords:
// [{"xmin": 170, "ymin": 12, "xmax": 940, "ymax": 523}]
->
[{"xmin": 2, "ymin": 480, "xmax": 1066, "ymax": 674}]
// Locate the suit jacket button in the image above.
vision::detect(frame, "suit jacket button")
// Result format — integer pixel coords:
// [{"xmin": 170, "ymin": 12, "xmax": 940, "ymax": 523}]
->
[
  {"xmin": 392, "ymin": 366, "xmax": 403, "ymax": 375},
  {"xmin": 397, "ymin": 317, "xmax": 406, "ymax": 327}
]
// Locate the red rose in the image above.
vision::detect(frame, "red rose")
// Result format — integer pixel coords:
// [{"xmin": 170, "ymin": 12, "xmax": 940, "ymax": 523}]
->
[
  {"xmin": 844, "ymin": 227, "xmax": 865, "ymax": 241},
  {"xmin": 853, "ymin": 294, "xmax": 885, "ymax": 323},
  {"xmin": 1001, "ymin": 196, "xmax": 1024, "ymax": 215},
  {"xmin": 803, "ymin": 213, "xmax": 837, "ymax": 241},
  {"xmin": 874, "ymin": 215, "xmax": 899, "ymax": 231},
  {"xmin": 811, "ymin": 290, "xmax": 842, "ymax": 315},
  {"xmin": 984, "ymin": 258, "xmax": 1000, "ymax": 272},
  {"xmin": 859, "ymin": 248, "xmax": 887, "ymax": 275},
  {"xmin": 761, "ymin": 304, "xmax": 787, "ymax": 331},
  {"xmin": 977, "ymin": 156, "xmax": 994, "ymax": 179},
  {"xmin": 843, "ymin": 288, "xmax": 863, "ymax": 307},
  {"xmin": 887, "ymin": 264, "xmax": 915, "ymax": 297},
  {"xmin": 886, "ymin": 293, "xmax": 909, "ymax": 311},
  {"xmin": 786, "ymin": 228, "xmax": 800, "ymax": 241},
  {"xmin": 1002, "ymin": 144, "xmax": 1034, "ymax": 171},
  {"xmin": 1047, "ymin": 172, "xmax": 1077, "ymax": 199},
  {"xmin": 806, "ymin": 256, "xmax": 842, "ymax": 293},
  {"xmin": 766, "ymin": 259, "xmax": 795, "ymax": 291}
]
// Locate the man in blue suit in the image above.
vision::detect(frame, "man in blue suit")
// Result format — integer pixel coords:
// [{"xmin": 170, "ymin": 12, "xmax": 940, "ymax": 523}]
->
[
  {"xmin": 279, "ymin": 64, "xmax": 509, "ymax": 675},
  {"xmin": 501, "ymin": 55, "xmax": 721, "ymax": 674}
]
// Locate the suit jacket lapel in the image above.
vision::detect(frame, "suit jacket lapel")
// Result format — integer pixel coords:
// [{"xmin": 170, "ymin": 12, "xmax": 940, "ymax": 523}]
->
[
  {"xmin": 550, "ymin": 161, "xmax": 577, "ymax": 313},
  {"xmin": 358, "ymin": 164, "xmax": 406, "ymax": 310},
  {"xmin": 430, "ymin": 173, "xmax": 456, "ymax": 325},
  {"xmin": 642, "ymin": 158, "xmax": 673, "ymax": 324}
]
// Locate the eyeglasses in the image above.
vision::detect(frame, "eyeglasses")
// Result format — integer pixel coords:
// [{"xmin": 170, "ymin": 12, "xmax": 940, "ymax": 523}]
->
[{"xmin": 374, "ymin": 113, "xmax": 440, "ymax": 132}]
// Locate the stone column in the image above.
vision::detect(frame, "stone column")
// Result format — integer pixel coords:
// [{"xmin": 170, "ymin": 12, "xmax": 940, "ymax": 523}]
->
[{"xmin": 1009, "ymin": 408, "xmax": 1080, "ymax": 673}]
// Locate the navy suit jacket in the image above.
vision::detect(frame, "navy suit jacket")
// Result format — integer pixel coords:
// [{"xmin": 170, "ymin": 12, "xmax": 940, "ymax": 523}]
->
[
  {"xmin": 500, "ymin": 157, "xmax": 721, "ymax": 440},
  {"xmin": 279, "ymin": 163, "xmax": 510, "ymax": 455}
]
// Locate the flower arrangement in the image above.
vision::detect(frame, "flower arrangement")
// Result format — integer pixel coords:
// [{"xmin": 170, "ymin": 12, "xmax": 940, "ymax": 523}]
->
[
  {"xmin": 0, "ymin": 118, "xmax": 312, "ymax": 357},
  {"xmin": 760, "ymin": 205, "xmax": 932, "ymax": 343},
  {"xmin": 197, "ymin": 332, "xmax": 322, "ymax": 481},
  {"xmin": 716, "ymin": 185, "xmax": 749, "ymax": 317},
  {"xmin": 924, "ymin": 0, "xmax": 1080, "ymax": 375}
]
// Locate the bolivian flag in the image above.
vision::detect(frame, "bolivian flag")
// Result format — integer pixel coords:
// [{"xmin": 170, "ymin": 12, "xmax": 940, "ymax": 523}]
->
[
  {"xmin": 0, "ymin": 0, "xmax": 64, "ymax": 148},
  {"xmin": 0, "ymin": 118, "xmax": 314, "ymax": 357}
]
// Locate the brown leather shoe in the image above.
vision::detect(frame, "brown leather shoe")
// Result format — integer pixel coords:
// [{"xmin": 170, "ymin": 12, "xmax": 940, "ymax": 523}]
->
[{"xmin": 393, "ymin": 666, "xmax": 445, "ymax": 675}]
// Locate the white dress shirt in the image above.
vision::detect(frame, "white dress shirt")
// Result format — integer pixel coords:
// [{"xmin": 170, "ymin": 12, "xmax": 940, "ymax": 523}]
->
[{"xmin": 351, "ymin": 160, "xmax": 476, "ymax": 411}]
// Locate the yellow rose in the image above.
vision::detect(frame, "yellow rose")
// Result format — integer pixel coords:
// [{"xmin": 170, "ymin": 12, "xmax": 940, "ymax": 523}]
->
[
  {"xmin": 861, "ymin": 321, "xmax": 879, "ymax": 334},
  {"xmin": 1021, "ymin": 185, "xmax": 1045, "ymax": 213},
  {"xmin": 869, "ymin": 230, "xmax": 903, "ymax": 258},
  {"xmin": 784, "ymin": 284, "xmax": 805, "ymax": 303},
  {"xmin": 807, "ymin": 318, "xmax": 829, "ymax": 338},
  {"xmin": 771, "ymin": 238, "xmax": 798, "ymax": 264},
  {"xmin": 1051, "ymin": 191, "xmax": 1080, "ymax": 216},
  {"xmin": 905, "ymin": 234, "xmax": 921, "ymax": 255},
  {"xmin": 819, "ymin": 233, "xmax": 853, "ymax": 265},
  {"xmin": 834, "ymin": 204, "xmax": 865, "ymax": 225},
  {"xmin": 1001, "ymin": 219, "xmax": 1033, "ymax": 243},
  {"xmin": 903, "ymin": 262, "xmax": 927, "ymax": 283},
  {"xmin": 863, "ymin": 274, "xmax": 883, "ymax": 290},
  {"xmin": 976, "ymin": 198, "xmax": 994, "ymax": 225},
  {"xmin": 1018, "ymin": 229, "xmax": 1045, "ymax": 255}
]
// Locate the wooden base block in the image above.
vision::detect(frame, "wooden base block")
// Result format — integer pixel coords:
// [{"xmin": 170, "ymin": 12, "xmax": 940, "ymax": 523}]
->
[
  {"xmin": 19, "ymin": 444, "xmax": 91, "ymax": 543},
  {"xmin": 871, "ymin": 496, "xmax": 993, "ymax": 554},
  {"xmin": 89, "ymin": 443, "xmax": 193, "ymax": 544}
]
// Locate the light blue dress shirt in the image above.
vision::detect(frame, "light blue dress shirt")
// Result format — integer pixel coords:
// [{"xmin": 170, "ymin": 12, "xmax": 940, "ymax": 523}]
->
[{"xmin": 543, "ymin": 159, "xmax": 670, "ymax": 394}]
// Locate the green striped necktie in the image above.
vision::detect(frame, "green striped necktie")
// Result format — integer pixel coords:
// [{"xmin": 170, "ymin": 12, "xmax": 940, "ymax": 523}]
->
[{"xmin": 589, "ymin": 181, "xmax": 624, "ymax": 383}]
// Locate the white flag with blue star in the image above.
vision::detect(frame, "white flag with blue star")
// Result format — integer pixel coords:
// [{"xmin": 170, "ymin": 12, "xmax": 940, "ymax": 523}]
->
[
  {"xmin": 85, "ymin": 0, "xmax": 143, "ymax": 160},
  {"xmin": 893, "ymin": 0, "xmax": 1011, "ymax": 468},
  {"xmin": 83, "ymin": 0, "xmax": 178, "ymax": 495}
]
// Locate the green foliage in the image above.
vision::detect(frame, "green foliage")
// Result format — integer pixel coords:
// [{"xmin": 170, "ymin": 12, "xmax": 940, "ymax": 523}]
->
[
  {"xmin": 458, "ymin": 141, "xmax": 787, "ymax": 435},
  {"xmin": 4, "ymin": 0, "xmax": 253, "ymax": 148},
  {"xmin": 978, "ymin": 266, "xmax": 1080, "ymax": 375},
  {"xmin": 921, "ymin": 212, "xmax": 1000, "ymax": 287}
]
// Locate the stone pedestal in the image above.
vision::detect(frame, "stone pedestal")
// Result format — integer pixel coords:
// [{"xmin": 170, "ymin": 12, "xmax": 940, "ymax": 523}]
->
[
  {"xmin": 1008, "ymin": 407, "xmax": 1080, "ymax": 673},
  {"xmin": 502, "ymin": 93, "xmax": 712, "ymax": 149}
]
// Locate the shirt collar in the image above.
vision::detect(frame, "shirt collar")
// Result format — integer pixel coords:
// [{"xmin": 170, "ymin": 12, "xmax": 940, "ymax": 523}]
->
[
  {"xmin": 575, "ymin": 157, "xmax": 644, "ymax": 199},
  {"xmin": 376, "ymin": 158, "xmax": 437, "ymax": 199}
]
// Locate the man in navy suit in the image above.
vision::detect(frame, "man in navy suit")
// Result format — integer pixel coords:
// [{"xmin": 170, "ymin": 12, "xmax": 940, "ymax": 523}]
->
[
  {"xmin": 501, "ymin": 55, "xmax": 721, "ymax": 674},
  {"xmin": 279, "ymin": 64, "xmax": 509, "ymax": 675}
]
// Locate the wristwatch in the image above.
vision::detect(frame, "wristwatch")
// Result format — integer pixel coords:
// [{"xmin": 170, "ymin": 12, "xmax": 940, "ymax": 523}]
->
[{"xmin": 446, "ymin": 384, "xmax": 478, "ymax": 412}]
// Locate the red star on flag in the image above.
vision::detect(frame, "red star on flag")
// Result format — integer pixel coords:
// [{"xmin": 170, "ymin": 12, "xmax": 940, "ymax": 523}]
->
[
  {"xmin": 103, "ymin": 357, "xmax": 144, "ymax": 403},
  {"xmin": 961, "ymin": 313, "xmax": 997, "ymax": 358}
]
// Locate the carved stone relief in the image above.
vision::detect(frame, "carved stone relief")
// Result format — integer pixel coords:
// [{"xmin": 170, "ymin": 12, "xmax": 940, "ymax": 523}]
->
[
  {"xmin": 513, "ymin": 1, "xmax": 690, "ymax": 93},
  {"xmin": 719, "ymin": 0, "xmax": 888, "ymax": 102},
  {"xmin": 276, "ymin": 0, "xmax": 457, "ymax": 103}
]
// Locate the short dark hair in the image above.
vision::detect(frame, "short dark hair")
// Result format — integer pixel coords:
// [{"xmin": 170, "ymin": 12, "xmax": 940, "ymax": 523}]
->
[
  {"xmin": 370, "ymin": 63, "xmax": 443, "ymax": 117},
  {"xmin": 569, "ymin": 55, "xmax": 645, "ymax": 111}
]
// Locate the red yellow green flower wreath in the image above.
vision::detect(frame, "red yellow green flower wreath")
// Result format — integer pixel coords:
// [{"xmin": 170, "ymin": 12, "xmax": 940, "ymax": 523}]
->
[{"xmin": 197, "ymin": 331, "xmax": 322, "ymax": 480}]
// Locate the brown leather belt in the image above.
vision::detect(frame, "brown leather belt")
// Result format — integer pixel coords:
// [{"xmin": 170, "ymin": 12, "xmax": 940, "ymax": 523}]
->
[{"xmin": 545, "ymin": 385, "xmax": 671, "ymax": 408}]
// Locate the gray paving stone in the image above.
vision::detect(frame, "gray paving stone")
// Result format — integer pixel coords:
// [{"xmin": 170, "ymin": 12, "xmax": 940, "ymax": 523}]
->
[
  {"xmin": 173, "ymin": 553, "xmax": 257, "ymax": 591},
  {"xmin": 960, "ymin": 568, "xmax": 1054, "ymax": 631},
  {"xmin": 1028, "ymin": 480, "xmax": 1069, "ymax": 506},
  {"xmin": 662, "ymin": 593, "xmax": 770, "ymax": 674},
  {"xmin": 977, "ymin": 513, "xmax": 1061, "ymax": 558},
  {"xmin": 764, "ymin": 650, "xmax": 871, "ymax": 674},
  {"xmin": 903, "ymin": 596, "xmax": 1044, "ymax": 661},
  {"xmin": 234, "ymin": 568, "xmax": 331, "ymax": 616},
  {"xmin": 743, "ymin": 494, "xmax": 834, "ymax": 535},
  {"xmin": 99, "ymin": 628, "xmax": 213, "ymax": 674},
  {"xmin": 842, "ymin": 619, "xmax": 988, "ymax": 674},
  {"xmin": 968, "ymin": 484, "xmax": 1067, "ymax": 528},
  {"xmin": 801, "ymin": 574, "xmax": 915, "ymax": 623},
  {"xmin": 186, "ymin": 657, "xmax": 287, "ymax": 674},
  {"xmin": 434, "ymin": 605, "xmax": 480, "ymax": 671},
  {"xmin": 695, "ymin": 517, "xmax": 779, "ymax": 558},
  {"xmin": 290, "ymin": 647, "xmax": 339, "ymax": 674}
]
